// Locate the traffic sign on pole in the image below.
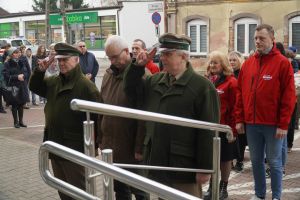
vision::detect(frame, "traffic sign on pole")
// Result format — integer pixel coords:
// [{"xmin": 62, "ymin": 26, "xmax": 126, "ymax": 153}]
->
[{"xmin": 152, "ymin": 12, "xmax": 161, "ymax": 25}]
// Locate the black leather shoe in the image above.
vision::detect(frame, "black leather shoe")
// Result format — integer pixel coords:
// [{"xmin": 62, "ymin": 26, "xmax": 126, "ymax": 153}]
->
[
  {"xmin": 14, "ymin": 123, "xmax": 20, "ymax": 128},
  {"xmin": 19, "ymin": 123, "xmax": 27, "ymax": 128}
]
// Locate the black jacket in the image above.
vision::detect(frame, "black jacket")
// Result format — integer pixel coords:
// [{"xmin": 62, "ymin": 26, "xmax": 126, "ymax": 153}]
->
[{"xmin": 2, "ymin": 59, "xmax": 31, "ymax": 105}]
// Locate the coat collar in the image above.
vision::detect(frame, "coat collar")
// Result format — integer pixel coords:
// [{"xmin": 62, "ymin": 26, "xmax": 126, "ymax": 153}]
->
[
  {"xmin": 154, "ymin": 62, "xmax": 195, "ymax": 97},
  {"xmin": 157, "ymin": 62, "xmax": 194, "ymax": 87}
]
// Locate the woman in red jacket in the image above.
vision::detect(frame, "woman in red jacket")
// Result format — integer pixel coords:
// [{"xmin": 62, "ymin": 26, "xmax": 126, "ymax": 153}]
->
[{"xmin": 204, "ymin": 51, "xmax": 238, "ymax": 200}]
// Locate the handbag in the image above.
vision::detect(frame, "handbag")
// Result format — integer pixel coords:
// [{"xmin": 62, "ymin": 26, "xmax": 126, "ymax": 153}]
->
[{"xmin": 2, "ymin": 77, "xmax": 20, "ymax": 105}]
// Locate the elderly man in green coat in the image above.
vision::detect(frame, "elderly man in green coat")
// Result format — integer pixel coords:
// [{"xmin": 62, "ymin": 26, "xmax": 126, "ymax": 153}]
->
[
  {"xmin": 29, "ymin": 43, "xmax": 100, "ymax": 200},
  {"xmin": 124, "ymin": 33, "xmax": 220, "ymax": 198}
]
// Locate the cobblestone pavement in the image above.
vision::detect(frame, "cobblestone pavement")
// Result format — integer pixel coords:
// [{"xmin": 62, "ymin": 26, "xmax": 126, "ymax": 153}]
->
[{"xmin": 0, "ymin": 105, "xmax": 299, "ymax": 200}]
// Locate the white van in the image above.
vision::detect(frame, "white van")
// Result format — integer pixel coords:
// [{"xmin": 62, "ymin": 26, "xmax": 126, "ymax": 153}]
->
[{"xmin": 0, "ymin": 38, "xmax": 37, "ymax": 54}]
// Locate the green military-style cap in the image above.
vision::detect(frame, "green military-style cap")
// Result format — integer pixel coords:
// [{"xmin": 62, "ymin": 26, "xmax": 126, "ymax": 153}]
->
[
  {"xmin": 54, "ymin": 42, "xmax": 81, "ymax": 58},
  {"xmin": 159, "ymin": 33, "xmax": 191, "ymax": 52}
]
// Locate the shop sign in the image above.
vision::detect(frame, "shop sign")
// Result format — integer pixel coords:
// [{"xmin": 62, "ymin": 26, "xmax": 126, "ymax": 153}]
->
[
  {"xmin": 50, "ymin": 12, "xmax": 98, "ymax": 25},
  {"xmin": 148, "ymin": 3, "xmax": 163, "ymax": 13}
]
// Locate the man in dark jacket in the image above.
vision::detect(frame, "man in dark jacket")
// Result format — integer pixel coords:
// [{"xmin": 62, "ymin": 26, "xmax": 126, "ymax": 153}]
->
[
  {"xmin": 77, "ymin": 41, "xmax": 99, "ymax": 83},
  {"xmin": 235, "ymin": 24, "xmax": 296, "ymax": 200},
  {"xmin": 99, "ymin": 35, "xmax": 149, "ymax": 200},
  {"xmin": 124, "ymin": 33, "xmax": 220, "ymax": 198},
  {"xmin": 29, "ymin": 43, "xmax": 100, "ymax": 200}
]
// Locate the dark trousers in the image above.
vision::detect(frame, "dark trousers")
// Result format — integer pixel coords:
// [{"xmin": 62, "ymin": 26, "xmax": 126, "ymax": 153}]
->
[
  {"xmin": 51, "ymin": 159, "xmax": 86, "ymax": 200},
  {"xmin": 287, "ymin": 103, "xmax": 297, "ymax": 148},
  {"xmin": 236, "ymin": 134, "xmax": 247, "ymax": 162},
  {"xmin": 11, "ymin": 104, "xmax": 24, "ymax": 124},
  {"xmin": 114, "ymin": 180, "xmax": 149, "ymax": 200},
  {"xmin": 0, "ymin": 88, "xmax": 4, "ymax": 110}
]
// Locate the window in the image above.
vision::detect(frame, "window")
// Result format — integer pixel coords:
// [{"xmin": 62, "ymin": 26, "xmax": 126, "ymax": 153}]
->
[
  {"xmin": 25, "ymin": 20, "xmax": 46, "ymax": 45},
  {"xmin": 234, "ymin": 18, "xmax": 258, "ymax": 55},
  {"xmin": 289, "ymin": 16, "xmax": 300, "ymax": 54},
  {"xmin": 0, "ymin": 22, "xmax": 19, "ymax": 38},
  {"xmin": 81, "ymin": 15, "xmax": 116, "ymax": 50},
  {"xmin": 187, "ymin": 19, "xmax": 207, "ymax": 55}
]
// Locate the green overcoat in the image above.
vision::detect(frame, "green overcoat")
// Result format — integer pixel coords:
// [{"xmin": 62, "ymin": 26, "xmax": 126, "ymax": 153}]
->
[
  {"xmin": 125, "ymin": 62, "xmax": 220, "ymax": 183},
  {"xmin": 29, "ymin": 65, "xmax": 100, "ymax": 155}
]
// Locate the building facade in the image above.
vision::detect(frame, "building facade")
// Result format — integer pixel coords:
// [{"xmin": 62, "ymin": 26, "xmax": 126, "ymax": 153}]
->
[
  {"xmin": 0, "ymin": 0, "xmax": 165, "ymax": 58},
  {"xmin": 165, "ymin": 0, "xmax": 300, "ymax": 68}
]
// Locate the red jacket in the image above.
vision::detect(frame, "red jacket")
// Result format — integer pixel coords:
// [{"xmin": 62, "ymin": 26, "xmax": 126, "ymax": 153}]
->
[
  {"xmin": 146, "ymin": 60, "xmax": 160, "ymax": 74},
  {"xmin": 235, "ymin": 45, "xmax": 296, "ymax": 130},
  {"xmin": 215, "ymin": 75, "xmax": 238, "ymax": 137}
]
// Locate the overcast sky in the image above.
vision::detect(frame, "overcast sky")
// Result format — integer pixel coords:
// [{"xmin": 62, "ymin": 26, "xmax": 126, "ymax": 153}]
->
[{"xmin": 0, "ymin": 0, "xmax": 101, "ymax": 13}]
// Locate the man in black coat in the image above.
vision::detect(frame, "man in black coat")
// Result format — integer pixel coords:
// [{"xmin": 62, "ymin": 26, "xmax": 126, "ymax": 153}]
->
[{"xmin": 77, "ymin": 41, "xmax": 99, "ymax": 83}]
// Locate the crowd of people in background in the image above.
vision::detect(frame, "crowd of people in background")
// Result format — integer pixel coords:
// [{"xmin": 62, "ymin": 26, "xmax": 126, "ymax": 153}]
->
[{"xmin": 0, "ymin": 23, "xmax": 299, "ymax": 200}]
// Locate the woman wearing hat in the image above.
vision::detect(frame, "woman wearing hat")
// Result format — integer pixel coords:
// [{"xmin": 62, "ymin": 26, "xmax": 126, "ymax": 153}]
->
[
  {"xmin": 2, "ymin": 47, "xmax": 30, "ymax": 128},
  {"xmin": 205, "ymin": 51, "xmax": 238, "ymax": 200}
]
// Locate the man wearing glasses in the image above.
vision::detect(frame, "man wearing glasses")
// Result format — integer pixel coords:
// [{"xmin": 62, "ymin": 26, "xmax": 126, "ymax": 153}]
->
[
  {"xmin": 77, "ymin": 41, "xmax": 99, "ymax": 83},
  {"xmin": 98, "ymin": 35, "xmax": 149, "ymax": 200}
]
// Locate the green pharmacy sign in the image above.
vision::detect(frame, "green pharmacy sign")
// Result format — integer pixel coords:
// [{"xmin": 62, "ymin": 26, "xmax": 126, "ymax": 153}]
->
[{"xmin": 50, "ymin": 12, "xmax": 98, "ymax": 25}]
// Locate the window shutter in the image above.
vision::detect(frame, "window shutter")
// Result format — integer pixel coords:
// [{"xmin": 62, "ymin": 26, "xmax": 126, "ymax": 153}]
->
[
  {"xmin": 200, "ymin": 25, "xmax": 207, "ymax": 52},
  {"xmin": 249, "ymin": 24, "xmax": 257, "ymax": 53},
  {"xmin": 292, "ymin": 23, "xmax": 300, "ymax": 53},
  {"xmin": 237, "ymin": 24, "xmax": 245, "ymax": 53},
  {"xmin": 190, "ymin": 25, "xmax": 197, "ymax": 52}
]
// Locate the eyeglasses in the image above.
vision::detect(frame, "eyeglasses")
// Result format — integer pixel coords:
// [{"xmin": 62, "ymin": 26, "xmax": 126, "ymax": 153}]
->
[
  {"xmin": 79, "ymin": 45, "xmax": 86, "ymax": 48},
  {"xmin": 107, "ymin": 49, "xmax": 125, "ymax": 61}
]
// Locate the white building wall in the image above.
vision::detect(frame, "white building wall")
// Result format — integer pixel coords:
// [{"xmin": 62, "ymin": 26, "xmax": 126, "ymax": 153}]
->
[{"xmin": 119, "ymin": 1, "xmax": 165, "ymax": 48}]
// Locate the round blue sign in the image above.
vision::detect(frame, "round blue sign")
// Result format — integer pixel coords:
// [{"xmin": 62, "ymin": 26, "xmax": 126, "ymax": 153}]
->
[{"xmin": 152, "ymin": 12, "xmax": 161, "ymax": 25}]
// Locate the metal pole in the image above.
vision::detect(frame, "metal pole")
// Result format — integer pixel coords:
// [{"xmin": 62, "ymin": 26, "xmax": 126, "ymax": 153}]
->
[
  {"xmin": 84, "ymin": 112, "xmax": 96, "ymax": 196},
  {"xmin": 211, "ymin": 131, "xmax": 220, "ymax": 200},
  {"xmin": 102, "ymin": 149, "xmax": 114, "ymax": 200},
  {"xmin": 45, "ymin": 0, "xmax": 51, "ymax": 47}
]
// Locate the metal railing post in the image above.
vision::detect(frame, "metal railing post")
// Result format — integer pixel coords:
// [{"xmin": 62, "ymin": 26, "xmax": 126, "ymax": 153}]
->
[
  {"xmin": 84, "ymin": 112, "xmax": 96, "ymax": 195},
  {"xmin": 102, "ymin": 149, "xmax": 114, "ymax": 200},
  {"xmin": 211, "ymin": 131, "xmax": 220, "ymax": 200}
]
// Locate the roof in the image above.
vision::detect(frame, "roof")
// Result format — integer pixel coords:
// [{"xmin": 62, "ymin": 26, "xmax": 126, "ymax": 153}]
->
[
  {"xmin": 0, "ymin": 6, "xmax": 122, "ymax": 19},
  {"xmin": 0, "ymin": 7, "xmax": 9, "ymax": 15}
]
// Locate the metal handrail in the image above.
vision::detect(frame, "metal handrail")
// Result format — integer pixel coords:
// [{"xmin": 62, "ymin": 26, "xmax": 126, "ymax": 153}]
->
[
  {"xmin": 70, "ymin": 99, "xmax": 233, "ymax": 140},
  {"xmin": 39, "ymin": 141, "xmax": 202, "ymax": 200},
  {"xmin": 39, "ymin": 99, "xmax": 233, "ymax": 200},
  {"xmin": 70, "ymin": 99, "xmax": 233, "ymax": 200}
]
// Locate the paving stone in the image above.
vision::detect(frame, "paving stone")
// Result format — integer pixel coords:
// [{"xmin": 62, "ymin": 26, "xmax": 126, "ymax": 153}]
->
[{"xmin": 1, "ymin": 106, "xmax": 300, "ymax": 199}]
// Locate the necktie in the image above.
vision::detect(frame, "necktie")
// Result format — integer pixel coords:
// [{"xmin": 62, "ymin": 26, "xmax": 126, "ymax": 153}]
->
[{"xmin": 169, "ymin": 75, "xmax": 176, "ymax": 86}]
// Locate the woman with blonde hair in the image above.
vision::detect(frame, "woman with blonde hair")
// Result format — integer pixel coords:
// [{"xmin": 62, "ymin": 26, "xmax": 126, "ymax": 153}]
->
[
  {"xmin": 228, "ymin": 51, "xmax": 244, "ymax": 78},
  {"xmin": 204, "ymin": 51, "xmax": 238, "ymax": 200},
  {"xmin": 228, "ymin": 51, "xmax": 247, "ymax": 173}
]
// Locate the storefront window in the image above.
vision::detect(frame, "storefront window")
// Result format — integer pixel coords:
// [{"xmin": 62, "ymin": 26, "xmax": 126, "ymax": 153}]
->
[
  {"xmin": 82, "ymin": 15, "xmax": 116, "ymax": 50},
  {"xmin": 0, "ymin": 22, "xmax": 19, "ymax": 38},
  {"xmin": 25, "ymin": 20, "xmax": 46, "ymax": 45},
  {"xmin": 51, "ymin": 26, "xmax": 62, "ymax": 44},
  {"xmin": 48, "ymin": 12, "xmax": 116, "ymax": 50}
]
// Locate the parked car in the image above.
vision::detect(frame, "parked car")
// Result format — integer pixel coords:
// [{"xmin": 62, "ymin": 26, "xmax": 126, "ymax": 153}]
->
[{"xmin": 0, "ymin": 38, "xmax": 38, "ymax": 54}]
